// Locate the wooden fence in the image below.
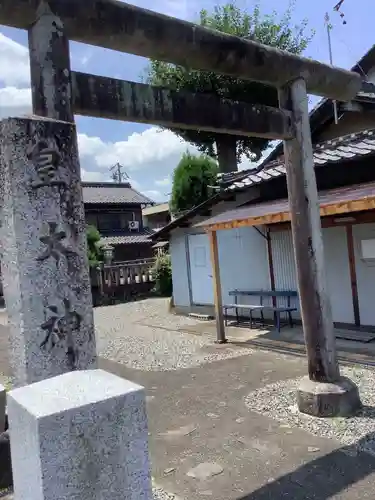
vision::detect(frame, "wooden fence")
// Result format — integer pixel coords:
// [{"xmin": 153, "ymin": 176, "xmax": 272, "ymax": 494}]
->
[{"xmin": 93, "ymin": 258, "xmax": 156, "ymax": 304}]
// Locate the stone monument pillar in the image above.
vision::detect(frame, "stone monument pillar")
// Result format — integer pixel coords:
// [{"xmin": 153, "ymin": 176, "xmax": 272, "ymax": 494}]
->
[{"xmin": 0, "ymin": 116, "xmax": 97, "ymax": 387}]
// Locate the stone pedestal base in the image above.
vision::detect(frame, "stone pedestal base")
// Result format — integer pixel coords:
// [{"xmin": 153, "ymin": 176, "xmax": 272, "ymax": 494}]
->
[
  {"xmin": 297, "ymin": 376, "xmax": 361, "ymax": 417},
  {"xmin": 8, "ymin": 369, "xmax": 152, "ymax": 500}
]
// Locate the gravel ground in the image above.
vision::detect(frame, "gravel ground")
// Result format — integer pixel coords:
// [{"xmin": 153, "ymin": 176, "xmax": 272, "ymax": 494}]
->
[
  {"xmin": 153, "ymin": 485, "xmax": 179, "ymax": 500},
  {"xmin": 94, "ymin": 299, "xmax": 255, "ymax": 371},
  {"xmin": 245, "ymin": 365, "xmax": 375, "ymax": 454}
]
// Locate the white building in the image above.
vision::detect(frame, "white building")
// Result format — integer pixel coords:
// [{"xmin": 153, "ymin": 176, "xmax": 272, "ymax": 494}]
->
[{"xmin": 153, "ymin": 45, "xmax": 375, "ymax": 331}]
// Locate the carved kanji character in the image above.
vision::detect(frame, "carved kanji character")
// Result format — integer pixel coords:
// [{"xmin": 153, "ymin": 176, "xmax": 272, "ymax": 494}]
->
[{"xmin": 37, "ymin": 222, "xmax": 76, "ymax": 264}]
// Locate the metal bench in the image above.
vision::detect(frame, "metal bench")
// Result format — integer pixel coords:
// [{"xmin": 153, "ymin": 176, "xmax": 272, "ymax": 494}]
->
[
  {"xmin": 223, "ymin": 304, "xmax": 264, "ymax": 326},
  {"xmin": 226, "ymin": 290, "xmax": 298, "ymax": 333}
]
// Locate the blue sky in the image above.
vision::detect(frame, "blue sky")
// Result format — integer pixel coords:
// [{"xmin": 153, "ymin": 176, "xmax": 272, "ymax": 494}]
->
[{"xmin": 0, "ymin": 0, "xmax": 373, "ymax": 201}]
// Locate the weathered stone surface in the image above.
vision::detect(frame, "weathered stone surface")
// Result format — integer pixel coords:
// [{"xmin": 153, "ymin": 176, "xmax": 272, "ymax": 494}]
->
[
  {"xmin": 0, "ymin": 116, "xmax": 97, "ymax": 387},
  {"xmin": 7, "ymin": 369, "xmax": 152, "ymax": 500},
  {"xmin": 0, "ymin": 431, "xmax": 12, "ymax": 490},
  {"xmin": 0, "ymin": 384, "xmax": 5, "ymax": 432},
  {"xmin": 187, "ymin": 463, "xmax": 224, "ymax": 480},
  {"xmin": 297, "ymin": 375, "xmax": 361, "ymax": 417}
]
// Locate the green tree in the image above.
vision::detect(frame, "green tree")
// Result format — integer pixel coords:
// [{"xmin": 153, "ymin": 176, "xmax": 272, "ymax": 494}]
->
[
  {"xmin": 152, "ymin": 252, "xmax": 173, "ymax": 296},
  {"xmin": 171, "ymin": 152, "xmax": 218, "ymax": 214},
  {"xmin": 148, "ymin": 2, "xmax": 314, "ymax": 172},
  {"xmin": 86, "ymin": 225, "xmax": 103, "ymax": 267}
]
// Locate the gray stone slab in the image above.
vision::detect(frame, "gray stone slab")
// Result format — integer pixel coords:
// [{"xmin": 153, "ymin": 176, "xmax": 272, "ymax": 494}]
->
[
  {"xmin": 0, "ymin": 384, "xmax": 5, "ymax": 432},
  {"xmin": 7, "ymin": 369, "xmax": 152, "ymax": 500},
  {"xmin": 187, "ymin": 462, "xmax": 224, "ymax": 480},
  {"xmin": 297, "ymin": 375, "xmax": 361, "ymax": 417},
  {"xmin": 0, "ymin": 116, "xmax": 97, "ymax": 386}
]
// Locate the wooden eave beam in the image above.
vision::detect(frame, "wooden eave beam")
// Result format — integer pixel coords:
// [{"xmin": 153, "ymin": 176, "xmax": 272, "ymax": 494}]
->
[
  {"xmin": 0, "ymin": 0, "xmax": 362, "ymax": 101},
  {"xmin": 71, "ymin": 72, "xmax": 294, "ymax": 139},
  {"xmin": 203, "ymin": 196, "xmax": 375, "ymax": 232}
]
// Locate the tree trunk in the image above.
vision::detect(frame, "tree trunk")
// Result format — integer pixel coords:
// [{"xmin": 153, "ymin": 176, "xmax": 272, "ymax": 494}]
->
[{"xmin": 216, "ymin": 135, "xmax": 237, "ymax": 173}]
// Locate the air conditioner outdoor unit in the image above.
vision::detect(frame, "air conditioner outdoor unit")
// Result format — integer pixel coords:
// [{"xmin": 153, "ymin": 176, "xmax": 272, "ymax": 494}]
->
[{"xmin": 128, "ymin": 220, "xmax": 139, "ymax": 231}]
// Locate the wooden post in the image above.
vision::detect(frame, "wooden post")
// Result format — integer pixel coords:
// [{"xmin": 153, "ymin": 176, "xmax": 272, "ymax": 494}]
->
[
  {"xmin": 208, "ymin": 231, "xmax": 226, "ymax": 344},
  {"xmin": 279, "ymin": 78, "xmax": 339, "ymax": 383},
  {"xmin": 266, "ymin": 230, "xmax": 276, "ymax": 307},
  {"xmin": 346, "ymin": 225, "xmax": 361, "ymax": 327},
  {"xmin": 28, "ymin": 0, "xmax": 73, "ymax": 122}
]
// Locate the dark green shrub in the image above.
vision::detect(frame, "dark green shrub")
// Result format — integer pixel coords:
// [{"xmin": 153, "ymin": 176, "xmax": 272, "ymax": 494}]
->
[
  {"xmin": 86, "ymin": 225, "xmax": 103, "ymax": 268},
  {"xmin": 153, "ymin": 252, "xmax": 172, "ymax": 296}
]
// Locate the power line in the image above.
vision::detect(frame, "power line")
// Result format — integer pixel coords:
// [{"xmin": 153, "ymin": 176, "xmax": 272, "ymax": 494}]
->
[
  {"xmin": 330, "ymin": 1, "xmax": 369, "ymax": 80},
  {"xmin": 324, "ymin": 12, "xmax": 339, "ymax": 124},
  {"xmin": 110, "ymin": 163, "xmax": 130, "ymax": 183},
  {"xmin": 333, "ymin": 0, "xmax": 347, "ymax": 24}
]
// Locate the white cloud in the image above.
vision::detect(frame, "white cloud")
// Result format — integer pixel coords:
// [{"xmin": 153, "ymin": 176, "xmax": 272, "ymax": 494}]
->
[
  {"xmin": 81, "ymin": 169, "xmax": 108, "ymax": 182},
  {"xmin": 143, "ymin": 190, "xmax": 164, "ymax": 202},
  {"xmin": 0, "ymin": 33, "xmax": 30, "ymax": 87},
  {"xmin": 155, "ymin": 177, "xmax": 171, "ymax": 187},
  {"xmin": 80, "ymin": 53, "xmax": 92, "ymax": 67},
  {"xmin": 0, "ymin": 86, "xmax": 32, "ymax": 117},
  {"xmin": 77, "ymin": 127, "xmax": 196, "ymax": 195},
  {"xmin": 78, "ymin": 134, "xmax": 107, "ymax": 158},
  {"xmin": 93, "ymin": 128, "xmax": 189, "ymax": 171}
]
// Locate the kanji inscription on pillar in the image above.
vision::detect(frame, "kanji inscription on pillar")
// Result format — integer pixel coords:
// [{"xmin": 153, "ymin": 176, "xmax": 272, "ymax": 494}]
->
[
  {"xmin": 28, "ymin": 138, "xmax": 67, "ymax": 189},
  {"xmin": 37, "ymin": 222, "xmax": 77, "ymax": 264},
  {"xmin": 40, "ymin": 299, "xmax": 82, "ymax": 369}
]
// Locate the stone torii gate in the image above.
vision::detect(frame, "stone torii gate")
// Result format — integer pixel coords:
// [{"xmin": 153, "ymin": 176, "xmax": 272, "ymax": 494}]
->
[{"xmin": 0, "ymin": 0, "xmax": 370, "ymax": 497}]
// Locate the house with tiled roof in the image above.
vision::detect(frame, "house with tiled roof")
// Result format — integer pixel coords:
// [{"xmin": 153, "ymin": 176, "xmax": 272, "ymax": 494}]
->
[
  {"xmin": 152, "ymin": 44, "xmax": 375, "ymax": 331},
  {"xmin": 83, "ymin": 182, "xmax": 155, "ymax": 262}
]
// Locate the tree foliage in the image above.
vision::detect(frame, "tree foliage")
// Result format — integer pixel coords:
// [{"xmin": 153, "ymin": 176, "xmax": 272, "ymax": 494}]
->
[
  {"xmin": 86, "ymin": 225, "xmax": 103, "ymax": 268},
  {"xmin": 148, "ymin": 2, "xmax": 314, "ymax": 171},
  {"xmin": 152, "ymin": 252, "xmax": 173, "ymax": 296},
  {"xmin": 170, "ymin": 152, "xmax": 218, "ymax": 214}
]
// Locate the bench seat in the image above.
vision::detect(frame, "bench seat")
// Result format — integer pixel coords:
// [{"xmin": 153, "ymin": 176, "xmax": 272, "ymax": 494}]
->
[
  {"xmin": 223, "ymin": 304, "xmax": 264, "ymax": 326},
  {"xmin": 226, "ymin": 290, "xmax": 298, "ymax": 332},
  {"xmin": 263, "ymin": 306, "xmax": 297, "ymax": 312}
]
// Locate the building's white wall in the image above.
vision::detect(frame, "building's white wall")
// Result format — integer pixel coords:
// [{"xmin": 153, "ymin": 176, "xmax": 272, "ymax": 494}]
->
[
  {"xmin": 322, "ymin": 226, "xmax": 354, "ymax": 324},
  {"xmin": 270, "ymin": 230, "xmax": 300, "ymax": 317},
  {"xmin": 271, "ymin": 226, "xmax": 354, "ymax": 324},
  {"xmin": 170, "ymin": 221, "xmax": 375, "ymax": 327},
  {"xmin": 171, "ymin": 226, "xmax": 270, "ymax": 308},
  {"xmin": 217, "ymin": 226, "xmax": 270, "ymax": 306},
  {"xmin": 169, "ymin": 231, "xmax": 191, "ymax": 307},
  {"xmin": 353, "ymin": 223, "xmax": 375, "ymax": 326}
]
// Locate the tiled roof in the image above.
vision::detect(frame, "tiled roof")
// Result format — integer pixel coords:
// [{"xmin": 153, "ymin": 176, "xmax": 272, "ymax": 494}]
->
[
  {"xmin": 82, "ymin": 182, "xmax": 154, "ymax": 205},
  {"xmin": 142, "ymin": 202, "xmax": 170, "ymax": 216},
  {"xmin": 196, "ymin": 181, "xmax": 375, "ymax": 229},
  {"xmin": 218, "ymin": 129, "xmax": 375, "ymax": 191},
  {"xmin": 356, "ymin": 89, "xmax": 375, "ymax": 101},
  {"xmin": 100, "ymin": 233, "xmax": 153, "ymax": 246},
  {"xmin": 257, "ymin": 45, "xmax": 375, "ymax": 168}
]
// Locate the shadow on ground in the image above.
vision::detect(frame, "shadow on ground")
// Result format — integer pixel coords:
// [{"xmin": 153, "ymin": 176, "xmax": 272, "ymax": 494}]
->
[{"xmin": 238, "ymin": 433, "xmax": 375, "ymax": 500}]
